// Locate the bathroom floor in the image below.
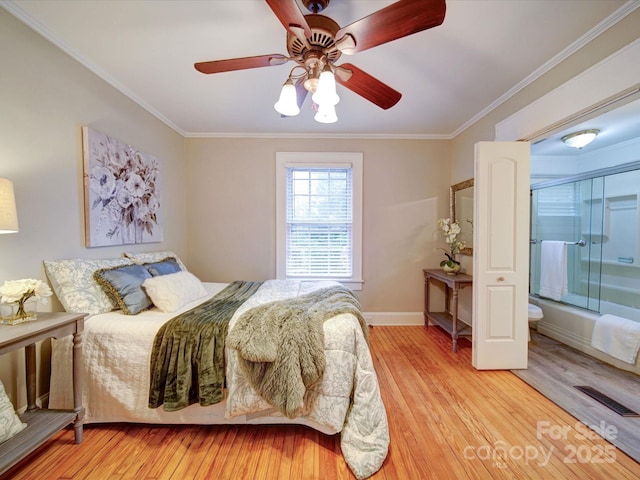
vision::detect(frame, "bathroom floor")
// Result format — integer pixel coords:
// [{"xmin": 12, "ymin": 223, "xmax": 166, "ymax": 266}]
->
[{"xmin": 512, "ymin": 332, "xmax": 640, "ymax": 464}]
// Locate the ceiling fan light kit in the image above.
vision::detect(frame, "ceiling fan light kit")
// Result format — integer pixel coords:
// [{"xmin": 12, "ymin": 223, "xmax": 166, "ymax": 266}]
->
[
  {"xmin": 195, "ymin": 0, "xmax": 446, "ymax": 124},
  {"xmin": 275, "ymin": 60, "xmax": 339, "ymax": 122}
]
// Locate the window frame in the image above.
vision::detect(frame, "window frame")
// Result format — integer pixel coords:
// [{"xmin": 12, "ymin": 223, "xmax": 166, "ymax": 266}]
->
[{"xmin": 276, "ymin": 152, "xmax": 363, "ymax": 290}]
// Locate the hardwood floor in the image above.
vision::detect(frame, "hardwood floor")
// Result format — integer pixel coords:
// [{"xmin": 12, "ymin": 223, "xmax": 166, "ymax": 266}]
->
[{"xmin": 3, "ymin": 325, "xmax": 640, "ymax": 479}]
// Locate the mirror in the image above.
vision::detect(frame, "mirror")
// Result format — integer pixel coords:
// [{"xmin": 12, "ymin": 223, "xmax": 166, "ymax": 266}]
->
[{"xmin": 451, "ymin": 179, "xmax": 474, "ymax": 255}]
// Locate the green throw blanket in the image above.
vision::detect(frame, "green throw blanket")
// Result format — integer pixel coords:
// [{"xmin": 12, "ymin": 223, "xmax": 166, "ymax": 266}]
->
[
  {"xmin": 148, "ymin": 280, "xmax": 262, "ymax": 411},
  {"xmin": 226, "ymin": 285, "xmax": 367, "ymax": 419}
]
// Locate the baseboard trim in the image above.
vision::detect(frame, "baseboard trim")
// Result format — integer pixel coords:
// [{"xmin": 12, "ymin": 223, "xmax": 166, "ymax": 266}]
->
[
  {"xmin": 537, "ymin": 321, "xmax": 591, "ymax": 351},
  {"xmin": 363, "ymin": 312, "xmax": 423, "ymax": 326},
  {"xmin": 17, "ymin": 393, "xmax": 48, "ymax": 414}
]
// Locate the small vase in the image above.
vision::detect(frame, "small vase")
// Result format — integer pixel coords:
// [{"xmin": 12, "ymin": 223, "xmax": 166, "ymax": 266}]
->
[
  {"xmin": 0, "ymin": 298, "xmax": 38, "ymax": 325},
  {"xmin": 442, "ymin": 262, "xmax": 461, "ymax": 276}
]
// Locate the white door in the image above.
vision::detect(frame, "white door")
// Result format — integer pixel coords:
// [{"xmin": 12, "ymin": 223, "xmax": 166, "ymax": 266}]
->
[{"xmin": 472, "ymin": 141, "xmax": 530, "ymax": 370}]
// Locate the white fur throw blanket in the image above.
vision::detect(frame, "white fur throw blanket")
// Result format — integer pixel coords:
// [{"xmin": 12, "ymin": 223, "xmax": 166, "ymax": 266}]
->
[{"xmin": 226, "ymin": 285, "xmax": 368, "ymax": 418}]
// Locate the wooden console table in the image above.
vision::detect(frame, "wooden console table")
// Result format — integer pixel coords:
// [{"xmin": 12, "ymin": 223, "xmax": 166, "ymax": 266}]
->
[
  {"xmin": 0, "ymin": 312, "xmax": 85, "ymax": 475},
  {"xmin": 423, "ymin": 269, "xmax": 473, "ymax": 352}
]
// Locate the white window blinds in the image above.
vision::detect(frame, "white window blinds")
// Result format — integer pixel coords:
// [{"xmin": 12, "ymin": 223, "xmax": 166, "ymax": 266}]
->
[
  {"xmin": 285, "ymin": 166, "xmax": 352, "ymax": 277},
  {"xmin": 537, "ymin": 182, "xmax": 578, "ymax": 216}
]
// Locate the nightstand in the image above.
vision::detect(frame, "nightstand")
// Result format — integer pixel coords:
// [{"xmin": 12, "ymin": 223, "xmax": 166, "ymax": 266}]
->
[{"xmin": 0, "ymin": 312, "xmax": 86, "ymax": 475}]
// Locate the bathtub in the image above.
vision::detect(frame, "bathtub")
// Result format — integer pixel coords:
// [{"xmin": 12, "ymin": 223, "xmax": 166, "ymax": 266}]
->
[{"xmin": 529, "ymin": 295, "xmax": 640, "ymax": 375}]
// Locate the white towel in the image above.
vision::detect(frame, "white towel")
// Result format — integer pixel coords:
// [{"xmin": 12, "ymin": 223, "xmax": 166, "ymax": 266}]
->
[
  {"xmin": 538, "ymin": 240, "xmax": 568, "ymax": 301},
  {"xmin": 591, "ymin": 314, "xmax": 640, "ymax": 364}
]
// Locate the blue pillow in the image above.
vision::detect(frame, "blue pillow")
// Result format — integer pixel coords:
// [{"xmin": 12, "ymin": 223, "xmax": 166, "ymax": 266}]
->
[
  {"xmin": 144, "ymin": 257, "xmax": 182, "ymax": 277},
  {"xmin": 94, "ymin": 264, "xmax": 153, "ymax": 315}
]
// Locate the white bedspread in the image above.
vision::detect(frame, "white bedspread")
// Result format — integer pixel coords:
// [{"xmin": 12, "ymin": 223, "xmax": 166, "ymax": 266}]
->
[{"xmin": 50, "ymin": 280, "xmax": 389, "ymax": 479}]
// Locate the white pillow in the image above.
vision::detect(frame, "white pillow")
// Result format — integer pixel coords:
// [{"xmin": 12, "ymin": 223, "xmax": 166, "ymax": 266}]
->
[
  {"xmin": 142, "ymin": 271, "xmax": 208, "ymax": 313},
  {"xmin": 0, "ymin": 380, "xmax": 26, "ymax": 444}
]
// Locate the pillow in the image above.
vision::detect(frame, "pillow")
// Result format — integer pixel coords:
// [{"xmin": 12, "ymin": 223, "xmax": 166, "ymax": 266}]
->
[
  {"xmin": 124, "ymin": 251, "xmax": 187, "ymax": 271},
  {"xmin": 94, "ymin": 264, "xmax": 153, "ymax": 315},
  {"xmin": 144, "ymin": 257, "xmax": 182, "ymax": 277},
  {"xmin": 0, "ymin": 380, "xmax": 26, "ymax": 444},
  {"xmin": 44, "ymin": 257, "xmax": 132, "ymax": 314},
  {"xmin": 142, "ymin": 271, "xmax": 208, "ymax": 313}
]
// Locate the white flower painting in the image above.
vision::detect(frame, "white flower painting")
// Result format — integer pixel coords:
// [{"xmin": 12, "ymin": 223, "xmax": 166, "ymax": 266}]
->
[{"xmin": 83, "ymin": 127, "xmax": 163, "ymax": 247}]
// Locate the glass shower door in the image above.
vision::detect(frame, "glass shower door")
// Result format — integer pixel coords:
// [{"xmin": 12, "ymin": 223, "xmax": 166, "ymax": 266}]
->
[
  {"xmin": 600, "ymin": 170, "xmax": 640, "ymax": 309},
  {"xmin": 530, "ymin": 178, "xmax": 602, "ymax": 310},
  {"xmin": 583, "ymin": 177, "xmax": 603, "ymax": 312},
  {"xmin": 531, "ymin": 165, "xmax": 640, "ymax": 315}
]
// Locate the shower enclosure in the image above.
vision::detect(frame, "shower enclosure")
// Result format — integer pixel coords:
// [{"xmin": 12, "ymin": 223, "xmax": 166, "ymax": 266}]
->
[{"xmin": 530, "ymin": 161, "xmax": 640, "ymax": 320}]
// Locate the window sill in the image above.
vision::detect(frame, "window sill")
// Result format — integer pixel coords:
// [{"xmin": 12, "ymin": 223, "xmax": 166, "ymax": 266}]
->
[{"xmin": 290, "ymin": 278, "xmax": 363, "ymax": 291}]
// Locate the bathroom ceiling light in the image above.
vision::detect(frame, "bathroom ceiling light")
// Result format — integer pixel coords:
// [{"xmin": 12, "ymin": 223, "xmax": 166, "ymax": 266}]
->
[{"xmin": 561, "ymin": 129, "xmax": 600, "ymax": 149}]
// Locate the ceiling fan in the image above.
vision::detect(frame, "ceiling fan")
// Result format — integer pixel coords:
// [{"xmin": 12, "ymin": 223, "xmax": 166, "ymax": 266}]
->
[{"xmin": 194, "ymin": 0, "xmax": 446, "ymax": 121}]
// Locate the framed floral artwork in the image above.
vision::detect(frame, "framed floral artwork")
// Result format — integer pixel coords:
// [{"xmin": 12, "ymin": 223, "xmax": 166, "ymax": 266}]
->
[{"xmin": 82, "ymin": 127, "xmax": 163, "ymax": 247}]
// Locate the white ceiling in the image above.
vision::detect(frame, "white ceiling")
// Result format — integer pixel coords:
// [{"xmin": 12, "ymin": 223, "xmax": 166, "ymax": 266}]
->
[{"xmin": 3, "ymin": 0, "xmax": 635, "ymax": 138}]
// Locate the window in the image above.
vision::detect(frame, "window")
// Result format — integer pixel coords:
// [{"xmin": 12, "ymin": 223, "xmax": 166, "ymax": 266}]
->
[
  {"xmin": 537, "ymin": 182, "xmax": 579, "ymax": 216},
  {"xmin": 276, "ymin": 152, "xmax": 363, "ymax": 289}
]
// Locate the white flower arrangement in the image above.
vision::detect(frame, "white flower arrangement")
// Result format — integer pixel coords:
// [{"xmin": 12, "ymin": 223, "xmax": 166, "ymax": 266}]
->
[
  {"xmin": 0, "ymin": 279, "xmax": 52, "ymax": 318},
  {"xmin": 437, "ymin": 217, "xmax": 466, "ymax": 267}
]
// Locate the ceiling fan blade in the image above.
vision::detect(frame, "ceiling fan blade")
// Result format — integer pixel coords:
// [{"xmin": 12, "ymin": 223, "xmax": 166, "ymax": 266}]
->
[
  {"xmin": 335, "ymin": 0, "xmax": 446, "ymax": 55},
  {"xmin": 335, "ymin": 63, "xmax": 401, "ymax": 110},
  {"xmin": 194, "ymin": 54, "xmax": 289, "ymax": 74},
  {"xmin": 265, "ymin": 0, "xmax": 312, "ymax": 40}
]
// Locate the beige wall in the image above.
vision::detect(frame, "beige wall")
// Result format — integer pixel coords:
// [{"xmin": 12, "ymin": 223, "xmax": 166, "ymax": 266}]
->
[
  {"xmin": 185, "ymin": 137, "xmax": 451, "ymax": 314},
  {"xmin": 0, "ymin": 10, "xmax": 187, "ymax": 405}
]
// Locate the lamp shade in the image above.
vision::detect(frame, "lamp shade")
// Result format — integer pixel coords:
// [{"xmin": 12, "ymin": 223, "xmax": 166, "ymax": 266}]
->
[
  {"xmin": 0, "ymin": 178, "xmax": 19, "ymax": 234},
  {"xmin": 274, "ymin": 79, "xmax": 300, "ymax": 117},
  {"xmin": 314, "ymin": 103, "xmax": 338, "ymax": 124},
  {"xmin": 312, "ymin": 68, "xmax": 339, "ymax": 106}
]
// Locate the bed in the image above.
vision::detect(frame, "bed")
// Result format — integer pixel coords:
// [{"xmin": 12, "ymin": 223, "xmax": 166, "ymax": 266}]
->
[{"xmin": 44, "ymin": 252, "xmax": 389, "ymax": 480}]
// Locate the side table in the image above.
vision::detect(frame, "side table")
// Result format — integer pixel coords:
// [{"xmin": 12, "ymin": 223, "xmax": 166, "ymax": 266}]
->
[
  {"xmin": 0, "ymin": 312, "xmax": 85, "ymax": 475},
  {"xmin": 423, "ymin": 269, "xmax": 473, "ymax": 352}
]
